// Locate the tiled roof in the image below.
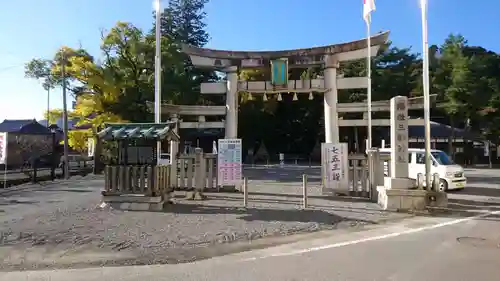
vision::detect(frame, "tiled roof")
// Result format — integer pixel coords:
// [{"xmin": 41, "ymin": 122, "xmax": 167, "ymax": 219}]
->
[
  {"xmin": 97, "ymin": 122, "xmax": 179, "ymax": 141},
  {"xmin": 0, "ymin": 119, "xmax": 52, "ymax": 134}
]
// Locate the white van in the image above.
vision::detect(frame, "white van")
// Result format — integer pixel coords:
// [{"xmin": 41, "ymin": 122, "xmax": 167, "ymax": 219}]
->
[{"xmin": 379, "ymin": 148, "xmax": 466, "ymax": 191}]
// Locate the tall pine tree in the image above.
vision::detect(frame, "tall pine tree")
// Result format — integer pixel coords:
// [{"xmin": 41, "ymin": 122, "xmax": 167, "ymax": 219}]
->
[
  {"xmin": 160, "ymin": 0, "xmax": 209, "ymax": 47},
  {"xmin": 158, "ymin": 0, "xmax": 217, "ymax": 105}
]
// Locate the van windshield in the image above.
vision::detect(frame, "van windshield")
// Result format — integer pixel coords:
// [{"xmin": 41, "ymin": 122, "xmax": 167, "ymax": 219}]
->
[{"xmin": 431, "ymin": 151, "xmax": 454, "ymax": 165}]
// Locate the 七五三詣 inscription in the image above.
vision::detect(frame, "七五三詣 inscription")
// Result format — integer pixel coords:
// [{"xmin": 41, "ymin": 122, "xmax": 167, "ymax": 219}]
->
[
  {"xmin": 328, "ymin": 146, "xmax": 342, "ymax": 181},
  {"xmin": 321, "ymin": 143, "xmax": 348, "ymax": 193}
]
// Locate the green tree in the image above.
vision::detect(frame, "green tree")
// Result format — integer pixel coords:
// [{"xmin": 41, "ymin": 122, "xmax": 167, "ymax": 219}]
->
[
  {"xmin": 159, "ymin": 0, "xmax": 216, "ymax": 105},
  {"xmin": 99, "ymin": 21, "xmax": 180, "ymax": 122},
  {"xmin": 160, "ymin": 0, "xmax": 209, "ymax": 47},
  {"xmin": 24, "ymin": 22, "xmax": 181, "ymax": 150},
  {"xmin": 372, "ymin": 44, "xmax": 421, "ymax": 100},
  {"xmin": 463, "ymin": 46, "xmax": 500, "ymax": 141},
  {"xmin": 43, "ymin": 108, "xmax": 78, "ymax": 124},
  {"xmin": 24, "ymin": 59, "xmax": 56, "ymax": 90}
]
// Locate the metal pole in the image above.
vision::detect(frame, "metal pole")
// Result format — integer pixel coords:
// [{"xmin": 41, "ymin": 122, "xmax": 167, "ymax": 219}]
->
[
  {"xmin": 302, "ymin": 174, "xmax": 308, "ymax": 209},
  {"xmin": 488, "ymin": 141, "xmax": 493, "ymax": 169},
  {"xmin": 420, "ymin": 0, "xmax": 432, "ymax": 188},
  {"xmin": 61, "ymin": 53, "xmax": 70, "ymax": 179},
  {"xmin": 3, "ymin": 162, "xmax": 7, "ymax": 189},
  {"xmin": 46, "ymin": 88, "xmax": 50, "ymax": 127},
  {"xmin": 154, "ymin": 0, "xmax": 162, "ymax": 165},
  {"xmin": 366, "ymin": 20, "xmax": 373, "ymax": 149},
  {"xmin": 243, "ymin": 177, "xmax": 248, "ymax": 208}
]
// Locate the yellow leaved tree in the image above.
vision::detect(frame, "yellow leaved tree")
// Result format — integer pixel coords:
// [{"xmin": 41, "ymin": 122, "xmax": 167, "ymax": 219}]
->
[{"xmin": 46, "ymin": 46, "xmax": 127, "ymax": 152}]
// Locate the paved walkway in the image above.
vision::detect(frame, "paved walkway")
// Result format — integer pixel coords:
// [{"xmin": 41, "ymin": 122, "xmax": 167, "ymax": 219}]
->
[
  {"xmin": 0, "ymin": 170, "xmax": 410, "ymax": 271},
  {"xmin": 1, "ymin": 167, "xmax": 498, "ymax": 278},
  {"xmin": 3, "ymin": 210, "xmax": 500, "ymax": 281}
]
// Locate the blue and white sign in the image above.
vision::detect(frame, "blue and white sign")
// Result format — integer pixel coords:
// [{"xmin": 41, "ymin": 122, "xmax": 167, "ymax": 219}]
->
[{"xmin": 217, "ymin": 139, "xmax": 242, "ymax": 186}]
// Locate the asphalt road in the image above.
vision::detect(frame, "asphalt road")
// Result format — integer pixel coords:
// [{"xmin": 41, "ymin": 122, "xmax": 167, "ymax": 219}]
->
[{"xmin": 1, "ymin": 167, "xmax": 499, "ymax": 281}]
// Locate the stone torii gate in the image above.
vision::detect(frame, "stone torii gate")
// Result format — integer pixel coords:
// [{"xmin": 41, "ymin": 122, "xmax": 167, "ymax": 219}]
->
[{"xmin": 181, "ymin": 31, "xmax": 390, "ymax": 143}]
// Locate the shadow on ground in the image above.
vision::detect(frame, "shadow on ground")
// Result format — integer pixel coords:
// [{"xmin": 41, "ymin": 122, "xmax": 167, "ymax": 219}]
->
[
  {"xmin": 448, "ymin": 186, "xmax": 500, "ymax": 197},
  {"xmin": 466, "ymin": 176, "xmax": 500, "ymax": 185},
  {"xmin": 168, "ymin": 204, "xmax": 377, "ymax": 225},
  {"xmin": 34, "ymin": 189, "xmax": 94, "ymax": 193},
  {"xmin": 0, "ymin": 199, "xmax": 39, "ymax": 206},
  {"xmin": 243, "ymin": 167, "xmax": 322, "ymax": 183},
  {"xmin": 425, "ymin": 192, "xmax": 500, "ymax": 223}
]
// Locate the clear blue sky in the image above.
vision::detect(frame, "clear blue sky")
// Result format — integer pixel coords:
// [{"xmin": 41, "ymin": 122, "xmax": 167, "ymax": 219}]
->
[{"xmin": 1, "ymin": 0, "xmax": 499, "ymax": 121}]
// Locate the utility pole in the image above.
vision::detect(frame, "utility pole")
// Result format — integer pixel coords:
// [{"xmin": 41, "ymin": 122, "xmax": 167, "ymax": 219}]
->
[
  {"xmin": 46, "ymin": 88, "xmax": 50, "ymax": 126},
  {"xmin": 420, "ymin": 0, "xmax": 432, "ymax": 188},
  {"xmin": 61, "ymin": 52, "xmax": 70, "ymax": 179},
  {"xmin": 154, "ymin": 0, "xmax": 162, "ymax": 165}
]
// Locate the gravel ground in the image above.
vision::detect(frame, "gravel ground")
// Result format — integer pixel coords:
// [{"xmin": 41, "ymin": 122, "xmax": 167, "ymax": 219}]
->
[{"xmin": 0, "ymin": 167, "xmax": 411, "ymax": 271}]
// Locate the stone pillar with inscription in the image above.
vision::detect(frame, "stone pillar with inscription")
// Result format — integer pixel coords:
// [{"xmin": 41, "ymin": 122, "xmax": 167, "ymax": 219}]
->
[
  {"xmin": 390, "ymin": 96, "xmax": 409, "ymax": 179},
  {"xmin": 225, "ymin": 66, "xmax": 238, "ymax": 139},
  {"xmin": 383, "ymin": 95, "xmax": 412, "ymax": 190},
  {"xmin": 323, "ymin": 55, "xmax": 339, "ymax": 143},
  {"xmin": 376, "ymin": 95, "xmax": 448, "ymax": 211}
]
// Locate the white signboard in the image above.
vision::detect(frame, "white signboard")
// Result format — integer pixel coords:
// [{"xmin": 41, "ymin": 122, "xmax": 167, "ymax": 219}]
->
[
  {"xmin": 484, "ymin": 141, "xmax": 490, "ymax": 157},
  {"xmin": 241, "ymin": 58, "xmax": 264, "ymax": 68},
  {"xmin": 87, "ymin": 138, "xmax": 95, "ymax": 157},
  {"xmin": 321, "ymin": 143, "xmax": 349, "ymax": 194},
  {"xmin": 217, "ymin": 139, "xmax": 242, "ymax": 186},
  {"xmin": 390, "ymin": 96, "xmax": 409, "ymax": 178},
  {"xmin": 0, "ymin": 133, "xmax": 7, "ymax": 165},
  {"xmin": 212, "ymin": 141, "xmax": 218, "ymax": 154}
]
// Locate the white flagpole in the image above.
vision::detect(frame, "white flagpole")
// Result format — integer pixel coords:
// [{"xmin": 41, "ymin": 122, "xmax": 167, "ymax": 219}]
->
[
  {"xmin": 420, "ymin": 0, "xmax": 432, "ymax": 188},
  {"xmin": 154, "ymin": 0, "xmax": 162, "ymax": 165},
  {"xmin": 366, "ymin": 16, "xmax": 373, "ymax": 150}
]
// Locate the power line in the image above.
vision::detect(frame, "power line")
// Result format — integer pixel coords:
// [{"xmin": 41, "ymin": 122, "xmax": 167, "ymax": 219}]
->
[{"xmin": 0, "ymin": 64, "xmax": 23, "ymax": 74}]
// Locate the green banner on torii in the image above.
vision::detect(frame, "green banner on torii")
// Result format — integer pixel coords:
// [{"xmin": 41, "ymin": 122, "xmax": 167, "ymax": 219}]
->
[{"xmin": 271, "ymin": 59, "xmax": 288, "ymax": 87}]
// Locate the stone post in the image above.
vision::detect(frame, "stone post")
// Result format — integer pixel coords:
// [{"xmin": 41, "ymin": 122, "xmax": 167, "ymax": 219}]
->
[
  {"xmin": 186, "ymin": 147, "xmax": 206, "ymax": 200},
  {"xmin": 368, "ymin": 148, "xmax": 382, "ymax": 202},
  {"xmin": 377, "ymin": 95, "xmax": 439, "ymax": 211},
  {"xmin": 323, "ymin": 55, "xmax": 339, "ymax": 143},
  {"xmin": 225, "ymin": 66, "xmax": 238, "ymax": 139}
]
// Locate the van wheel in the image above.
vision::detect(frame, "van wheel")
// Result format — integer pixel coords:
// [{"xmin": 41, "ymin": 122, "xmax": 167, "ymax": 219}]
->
[{"xmin": 439, "ymin": 179, "xmax": 448, "ymax": 191}]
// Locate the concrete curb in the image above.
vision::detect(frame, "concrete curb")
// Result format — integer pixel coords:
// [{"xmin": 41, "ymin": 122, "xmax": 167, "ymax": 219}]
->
[{"xmin": 0, "ymin": 181, "xmax": 59, "ymax": 196}]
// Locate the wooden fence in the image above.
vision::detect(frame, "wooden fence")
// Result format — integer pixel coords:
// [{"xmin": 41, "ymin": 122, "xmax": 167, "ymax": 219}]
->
[
  {"xmin": 347, "ymin": 154, "xmax": 369, "ymax": 197},
  {"xmin": 103, "ymin": 165, "xmax": 171, "ymax": 197},
  {"xmin": 322, "ymin": 153, "xmax": 390, "ymax": 199},
  {"xmin": 172, "ymin": 150, "xmax": 218, "ymax": 190}
]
